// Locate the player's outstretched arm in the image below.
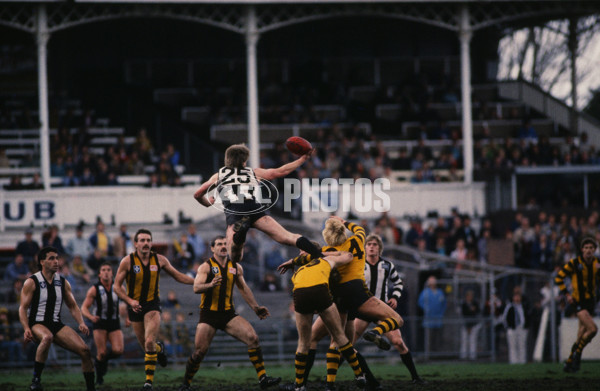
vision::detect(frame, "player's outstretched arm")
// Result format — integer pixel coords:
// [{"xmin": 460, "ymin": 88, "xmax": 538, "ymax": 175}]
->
[
  {"xmin": 193, "ymin": 173, "xmax": 218, "ymax": 207},
  {"xmin": 235, "ymin": 264, "xmax": 269, "ymax": 319},
  {"xmin": 159, "ymin": 254, "xmax": 195, "ymax": 284},
  {"xmin": 254, "ymin": 151, "xmax": 313, "ymax": 181}
]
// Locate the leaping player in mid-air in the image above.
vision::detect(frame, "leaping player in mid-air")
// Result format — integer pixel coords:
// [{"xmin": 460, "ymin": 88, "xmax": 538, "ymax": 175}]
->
[{"xmin": 193, "ymin": 143, "xmax": 323, "ymax": 264}]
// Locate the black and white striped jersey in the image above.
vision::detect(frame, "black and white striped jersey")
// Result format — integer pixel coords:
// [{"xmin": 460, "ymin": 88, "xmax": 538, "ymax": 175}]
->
[
  {"xmin": 93, "ymin": 282, "xmax": 120, "ymax": 322},
  {"xmin": 27, "ymin": 271, "xmax": 65, "ymax": 324},
  {"xmin": 363, "ymin": 257, "xmax": 403, "ymax": 302}
]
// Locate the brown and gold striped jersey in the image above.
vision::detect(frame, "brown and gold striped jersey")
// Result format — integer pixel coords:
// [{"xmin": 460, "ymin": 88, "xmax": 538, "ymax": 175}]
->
[
  {"xmin": 200, "ymin": 257, "xmax": 238, "ymax": 311},
  {"xmin": 127, "ymin": 251, "xmax": 161, "ymax": 304}
]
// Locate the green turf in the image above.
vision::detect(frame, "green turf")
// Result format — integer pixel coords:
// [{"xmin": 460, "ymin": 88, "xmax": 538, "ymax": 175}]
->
[{"xmin": 2, "ymin": 361, "xmax": 600, "ymax": 389}]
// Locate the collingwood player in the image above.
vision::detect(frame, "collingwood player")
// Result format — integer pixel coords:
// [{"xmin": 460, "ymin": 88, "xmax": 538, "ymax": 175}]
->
[
  {"xmin": 19, "ymin": 246, "xmax": 96, "ymax": 391},
  {"xmin": 193, "ymin": 143, "xmax": 322, "ymax": 265},
  {"xmin": 354, "ymin": 234, "xmax": 425, "ymax": 385},
  {"xmin": 81, "ymin": 262, "xmax": 124, "ymax": 385}
]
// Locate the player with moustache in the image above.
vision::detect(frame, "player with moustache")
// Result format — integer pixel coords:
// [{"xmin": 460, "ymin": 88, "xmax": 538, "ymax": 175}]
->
[
  {"xmin": 178, "ymin": 235, "xmax": 281, "ymax": 391},
  {"xmin": 114, "ymin": 228, "xmax": 194, "ymax": 390}
]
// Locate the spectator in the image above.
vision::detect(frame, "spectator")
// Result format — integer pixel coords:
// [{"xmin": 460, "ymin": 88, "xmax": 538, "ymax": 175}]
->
[
  {"xmin": 460, "ymin": 290, "xmax": 481, "ymax": 360},
  {"xmin": 186, "ymin": 224, "xmax": 205, "ymax": 262},
  {"xmin": 62, "ymin": 168, "xmax": 80, "ymax": 187},
  {"xmin": 87, "ymin": 248, "xmax": 106, "ymax": 274},
  {"xmin": 42, "ymin": 224, "xmax": 65, "ymax": 255},
  {"xmin": 0, "ymin": 307, "xmax": 22, "ymax": 362},
  {"xmin": 70, "ymin": 255, "xmax": 91, "ymax": 285},
  {"xmin": 15, "ymin": 228, "xmax": 40, "ymax": 265},
  {"xmin": 503, "ymin": 290, "xmax": 530, "ymax": 364},
  {"xmin": 89, "ymin": 221, "xmax": 111, "ymax": 257},
  {"xmin": 264, "ymin": 243, "xmax": 286, "ymax": 271},
  {"xmin": 60, "ymin": 262, "xmax": 79, "ymax": 292},
  {"xmin": 5, "ymin": 279, "xmax": 23, "ymax": 305},
  {"xmin": 3, "ymin": 254, "xmax": 30, "ymax": 282},
  {"xmin": 477, "ymin": 229, "xmax": 491, "ymax": 264},
  {"xmin": 174, "ymin": 312, "xmax": 192, "ymax": 358},
  {"xmin": 173, "ymin": 233, "xmax": 195, "ymax": 271},
  {"xmin": 418, "ymin": 276, "xmax": 447, "ymax": 355},
  {"xmin": 27, "ymin": 173, "xmax": 44, "ymax": 190},
  {"xmin": 163, "ymin": 290, "xmax": 181, "ymax": 310},
  {"xmin": 134, "ymin": 128, "xmax": 154, "ymax": 164},
  {"xmin": 186, "ymin": 261, "xmax": 201, "ymax": 279},
  {"xmin": 145, "ymin": 173, "xmax": 161, "ymax": 188},
  {"xmin": 4, "ymin": 175, "xmax": 24, "ymax": 190},
  {"xmin": 113, "ymin": 223, "xmax": 133, "ymax": 258},
  {"xmin": 259, "ymin": 272, "xmax": 281, "ymax": 292},
  {"xmin": 405, "ymin": 217, "xmax": 425, "ymax": 248},
  {"xmin": 450, "ymin": 238, "xmax": 468, "ymax": 266},
  {"xmin": 66, "ymin": 225, "xmax": 94, "ymax": 260},
  {"xmin": 158, "ymin": 310, "xmax": 174, "ymax": 356}
]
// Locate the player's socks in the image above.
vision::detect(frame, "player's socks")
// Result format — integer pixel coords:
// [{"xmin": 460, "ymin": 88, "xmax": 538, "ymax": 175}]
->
[
  {"xmin": 183, "ymin": 355, "xmax": 201, "ymax": 386},
  {"xmin": 295, "ymin": 236, "xmax": 323, "ymax": 258},
  {"xmin": 144, "ymin": 352, "xmax": 157, "ymax": 385},
  {"xmin": 355, "ymin": 351, "xmax": 379, "ymax": 387},
  {"xmin": 326, "ymin": 347, "xmax": 341, "ymax": 385},
  {"xmin": 301, "ymin": 348, "xmax": 316, "ymax": 385},
  {"xmin": 371, "ymin": 317, "xmax": 399, "ymax": 335},
  {"xmin": 294, "ymin": 352, "xmax": 308, "ymax": 388},
  {"xmin": 338, "ymin": 342, "xmax": 362, "ymax": 378},
  {"xmin": 248, "ymin": 347, "xmax": 267, "ymax": 380},
  {"xmin": 84, "ymin": 371, "xmax": 95, "ymax": 391},
  {"xmin": 33, "ymin": 361, "xmax": 45, "ymax": 380},
  {"xmin": 400, "ymin": 351, "xmax": 420, "ymax": 380}
]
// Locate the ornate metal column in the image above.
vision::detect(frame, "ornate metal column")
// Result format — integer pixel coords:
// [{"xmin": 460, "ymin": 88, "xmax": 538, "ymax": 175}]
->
[
  {"xmin": 458, "ymin": 5, "xmax": 473, "ymax": 185},
  {"xmin": 36, "ymin": 5, "xmax": 51, "ymax": 190}
]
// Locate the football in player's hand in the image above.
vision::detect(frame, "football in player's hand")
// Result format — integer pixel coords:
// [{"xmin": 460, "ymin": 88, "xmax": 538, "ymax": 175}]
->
[{"xmin": 285, "ymin": 136, "xmax": 312, "ymax": 156}]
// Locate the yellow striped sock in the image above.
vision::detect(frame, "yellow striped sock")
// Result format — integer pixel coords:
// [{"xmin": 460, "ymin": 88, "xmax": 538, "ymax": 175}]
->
[
  {"xmin": 339, "ymin": 342, "xmax": 362, "ymax": 377},
  {"xmin": 144, "ymin": 353, "xmax": 157, "ymax": 384},
  {"xmin": 373, "ymin": 317, "xmax": 399, "ymax": 335},
  {"xmin": 326, "ymin": 347, "xmax": 340, "ymax": 384},
  {"xmin": 248, "ymin": 347, "xmax": 266, "ymax": 380}
]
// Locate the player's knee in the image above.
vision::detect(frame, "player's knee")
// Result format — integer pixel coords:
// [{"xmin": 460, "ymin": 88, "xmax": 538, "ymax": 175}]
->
[
  {"xmin": 392, "ymin": 314, "xmax": 403, "ymax": 328},
  {"xmin": 590, "ymin": 325, "xmax": 598, "ymax": 337},
  {"xmin": 247, "ymin": 333, "xmax": 259, "ymax": 347},
  {"xmin": 80, "ymin": 344, "xmax": 92, "ymax": 358},
  {"xmin": 40, "ymin": 334, "xmax": 53, "ymax": 346},
  {"xmin": 112, "ymin": 347, "xmax": 124, "ymax": 357},
  {"xmin": 393, "ymin": 340, "xmax": 409, "ymax": 354}
]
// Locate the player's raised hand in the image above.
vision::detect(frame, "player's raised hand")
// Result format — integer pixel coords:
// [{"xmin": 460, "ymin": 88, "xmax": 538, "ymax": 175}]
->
[{"xmin": 277, "ymin": 259, "xmax": 294, "ymax": 274}]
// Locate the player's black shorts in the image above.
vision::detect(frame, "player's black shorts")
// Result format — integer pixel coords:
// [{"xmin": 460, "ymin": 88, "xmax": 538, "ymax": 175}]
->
[
  {"xmin": 224, "ymin": 200, "xmax": 267, "ymax": 227},
  {"xmin": 331, "ymin": 279, "xmax": 373, "ymax": 319},
  {"xmin": 128, "ymin": 301, "xmax": 161, "ymax": 323},
  {"xmin": 568, "ymin": 298, "xmax": 596, "ymax": 316},
  {"xmin": 29, "ymin": 321, "xmax": 65, "ymax": 336},
  {"xmin": 199, "ymin": 309, "xmax": 238, "ymax": 330},
  {"xmin": 93, "ymin": 319, "xmax": 121, "ymax": 332},
  {"xmin": 293, "ymin": 284, "xmax": 334, "ymax": 315}
]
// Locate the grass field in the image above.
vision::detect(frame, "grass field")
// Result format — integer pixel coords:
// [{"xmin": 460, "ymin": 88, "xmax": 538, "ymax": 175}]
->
[{"xmin": 2, "ymin": 361, "xmax": 600, "ymax": 391}]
